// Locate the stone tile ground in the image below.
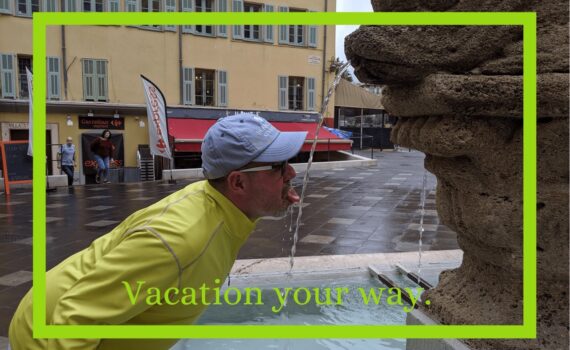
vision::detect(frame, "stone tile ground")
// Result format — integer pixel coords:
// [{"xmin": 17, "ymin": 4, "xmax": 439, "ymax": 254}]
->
[{"xmin": 0, "ymin": 149, "xmax": 458, "ymax": 337}]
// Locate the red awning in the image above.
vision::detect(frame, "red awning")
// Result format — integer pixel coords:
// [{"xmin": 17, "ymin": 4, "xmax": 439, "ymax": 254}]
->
[{"xmin": 169, "ymin": 118, "xmax": 352, "ymax": 153}]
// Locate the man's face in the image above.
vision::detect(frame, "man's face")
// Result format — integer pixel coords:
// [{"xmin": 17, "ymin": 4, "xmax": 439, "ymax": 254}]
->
[
  {"xmin": 66, "ymin": 138, "xmax": 72, "ymax": 145},
  {"xmin": 242, "ymin": 162, "xmax": 300, "ymax": 219}
]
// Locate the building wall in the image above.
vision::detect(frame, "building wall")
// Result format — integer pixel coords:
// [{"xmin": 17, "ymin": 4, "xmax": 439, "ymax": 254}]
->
[{"xmin": 0, "ymin": 0, "xmax": 337, "ymax": 174}]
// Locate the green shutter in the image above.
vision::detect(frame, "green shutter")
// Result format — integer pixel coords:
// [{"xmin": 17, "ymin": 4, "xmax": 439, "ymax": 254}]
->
[
  {"xmin": 82, "ymin": 59, "xmax": 95, "ymax": 101},
  {"xmin": 307, "ymin": 77, "xmax": 315, "ymax": 111},
  {"xmin": 164, "ymin": 0, "xmax": 176, "ymax": 31},
  {"xmin": 182, "ymin": 0, "xmax": 193, "ymax": 33},
  {"xmin": 308, "ymin": 13, "xmax": 317, "ymax": 48},
  {"xmin": 0, "ymin": 0, "xmax": 11, "ymax": 14},
  {"xmin": 65, "ymin": 0, "xmax": 76, "ymax": 11},
  {"xmin": 47, "ymin": 56, "xmax": 60, "ymax": 100},
  {"xmin": 0, "ymin": 54, "xmax": 15, "ymax": 98},
  {"xmin": 108, "ymin": 0, "xmax": 119, "ymax": 11},
  {"xmin": 263, "ymin": 4, "xmax": 273, "ymax": 43},
  {"xmin": 217, "ymin": 0, "xmax": 227, "ymax": 37},
  {"xmin": 278, "ymin": 6, "xmax": 288, "ymax": 44},
  {"xmin": 46, "ymin": 0, "xmax": 58, "ymax": 11},
  {"xmin": 217, "ymin": 70, "xmax": 227, "ymax": 107},
  {"xmin": 183, "ymin": 67, "xmax": 194, "ymax": 105},
  {"xmin": 278, "ymin": 75, "xmax": 287, "ymax": 110},
  {"xmin": 125, "ymin": 0, "xmax": 138, "ymax": 12},
  {"xmin": 232, "ymin": 0, "xmax": 243, "ymax": 39},
  {"xmin": 95, "ymin": 60, "xmax": 107, "ymax": 101}
]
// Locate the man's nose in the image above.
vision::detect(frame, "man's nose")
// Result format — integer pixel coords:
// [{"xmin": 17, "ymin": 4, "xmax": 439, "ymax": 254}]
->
[{"xmin": 284, "ymin": 163, "xmax": 296, "ymax": 180}]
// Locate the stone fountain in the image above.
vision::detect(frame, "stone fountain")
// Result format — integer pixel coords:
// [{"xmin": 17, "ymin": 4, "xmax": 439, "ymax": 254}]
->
[{"xmin": 345, "ymin": 0, "xmax": 569, "ymax": 349}]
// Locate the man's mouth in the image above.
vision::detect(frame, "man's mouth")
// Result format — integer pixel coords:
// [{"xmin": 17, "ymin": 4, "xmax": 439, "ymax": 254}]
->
[{"xmin": 284, "ymin": 185, "xmax": 300, "ymax": 204}]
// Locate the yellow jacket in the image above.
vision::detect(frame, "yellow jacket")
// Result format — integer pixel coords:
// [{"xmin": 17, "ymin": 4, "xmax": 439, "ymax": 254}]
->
[{"xmin": 9, "ymin": 180, "xmax": 256, "ymax": 350}]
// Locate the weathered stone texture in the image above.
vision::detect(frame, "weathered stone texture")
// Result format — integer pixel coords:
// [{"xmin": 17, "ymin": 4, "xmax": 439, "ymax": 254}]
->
[{"xmin": 346, "ymin": 0, "xmax": 569, "ymax": 348}]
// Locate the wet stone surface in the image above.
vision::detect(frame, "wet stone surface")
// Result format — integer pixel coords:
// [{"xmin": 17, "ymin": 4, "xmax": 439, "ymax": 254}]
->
[{"xmin": 0, "ymin": 149, "xmax": 458, "ymax": 336}]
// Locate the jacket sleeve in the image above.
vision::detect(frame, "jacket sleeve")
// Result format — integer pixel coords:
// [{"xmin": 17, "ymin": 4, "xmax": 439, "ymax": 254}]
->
[{"xmin": 47, "ymin": 229, "xmax": 181, "ymax": 350}]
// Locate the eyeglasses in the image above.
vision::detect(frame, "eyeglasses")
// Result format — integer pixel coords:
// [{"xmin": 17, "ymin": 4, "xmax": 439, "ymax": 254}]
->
[{"xmin": 239, "ymin": 161, "xmax": 288, "ymax": 177}]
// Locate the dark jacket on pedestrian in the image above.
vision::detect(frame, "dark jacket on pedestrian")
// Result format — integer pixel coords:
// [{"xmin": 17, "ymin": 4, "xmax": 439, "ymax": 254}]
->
[{"xmin": 91, "ymin": 137, "xmax": 115, "ymax": 158}]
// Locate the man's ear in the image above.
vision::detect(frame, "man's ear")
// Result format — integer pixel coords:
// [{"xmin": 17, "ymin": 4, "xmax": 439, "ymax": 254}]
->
[{"xmin": 226, "ymin": 171, "xmax": 247, "ymax": 194}]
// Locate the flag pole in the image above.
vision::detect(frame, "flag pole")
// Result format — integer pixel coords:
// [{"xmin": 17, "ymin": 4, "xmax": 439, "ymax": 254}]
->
[{"xmin": 140, "ymin": 75, "xmax": 176, "ymax": 184}]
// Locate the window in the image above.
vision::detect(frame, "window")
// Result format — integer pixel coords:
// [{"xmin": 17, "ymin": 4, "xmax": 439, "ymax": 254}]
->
[
  {"xmin": 183, "ymin": 67, "xmax": 227, "ymax": 106},
  {"xmin": 17, "ymin": 0, "xmax": 39, "ymax": 16},
  {"xmin": 278, "ymin": 7, "xmax": 317, "ymax": 47},
  {"xmin": 141, "ymin": 0, "xmax": 161, "ymax": 29},
  {"xmin": 141, "ymin": 0, "xmax": 159, "ymax": 11},
  {"xmin": 47, "ymin": 57, "xmax": 60, "ymax": 100},
  {"xmin": 233, "ymin": 1, "xmax": 273, "ymax": 43},
  {"xmin": 278, "ymin": 76, "xmax": 315, "ymax": 111},
  {"xmin": 288, "ymin": 76, "xmax": 304, "ymax": 110},
  {"xmin": 0, "ymin": 54, "xmax": 16, "ymax": 98},
  {"xmin": 18, "ymin": 56, "xmax": 32, "ymax": 99},
  {"xmin": 194, "ymin": 68, "xmax": 215, "ymax": 106},
  {"xmin": 288, "ymin": 9, "xmax": 304, "ymax": 45},
  {"xmin": 194, "ymin": 0, "xmax": 214, "ymax": 35},
  {"xmin": 243, "ymin": 2, "xmax": 261, "ymax": 40},
  {"xmin": 82, "ymin": 0, "xmax": 103, "ymax": 11},
  {"xmin": 0, "ymin": 0, "xmax": 11, "ymax": 14},
  {"xmin": 82, "ymin": 59, "xmax": 108, "ymax": 102}
]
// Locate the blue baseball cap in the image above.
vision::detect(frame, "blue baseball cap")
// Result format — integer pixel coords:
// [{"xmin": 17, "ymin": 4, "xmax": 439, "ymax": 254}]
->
[{"xmin": 201, "ymin": 113, "xmax": 307, "ymax": 179}]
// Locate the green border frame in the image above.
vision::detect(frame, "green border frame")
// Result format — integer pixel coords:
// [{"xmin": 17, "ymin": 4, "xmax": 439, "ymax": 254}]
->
[{"xmin": 32, "ymin": 12, "xmax": 536, "ymax": 339}]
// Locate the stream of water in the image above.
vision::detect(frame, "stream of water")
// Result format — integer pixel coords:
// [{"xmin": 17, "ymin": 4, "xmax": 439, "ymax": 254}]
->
[{"xmin": 288, "ymin": 61, "xmax": 352, "ymax": 271}]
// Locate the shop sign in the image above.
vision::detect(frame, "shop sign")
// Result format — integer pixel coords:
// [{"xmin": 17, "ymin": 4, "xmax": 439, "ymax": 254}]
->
[{"xmin": 78, "ymin": 116, "xmax": 125, "ymax": 130}]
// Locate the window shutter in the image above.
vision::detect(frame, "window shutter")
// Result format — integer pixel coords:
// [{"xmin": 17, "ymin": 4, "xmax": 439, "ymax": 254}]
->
[
  {"xmin": 82, "ymin": 59, "xmax": 95, "ymax": 101},
  {"xmin": 64, "ymin": 0, "xmax": 76, "ymax": 11},
  {"xmin": 307, "ymin": 77, "xmax": 315, "ymax": 111},
  {"xmin": 232, "ymin": 0, "xmax": 243, "ymax": 39},
  {"xmin": 217, "ymin": 70, "xmax": 227, "ymax": 107},
  {"xmin": 47, "ymin": 56, "xmax": 60, "ymax": 100},
  {"xmin": 45, "ymin": 0, "xmax": 58, "ymax": 11},
  {"xmin": 308, "ymin": 13, "xmax": 317, "ymax": 48},
  {"xmin": 108, "ymin": 0, "xmax": 119, "ymax": 11},
  {"xmin": 183, "ymin": 67, "xmax": 194, "ymax": 105},
  {"xmin": 217, "ymin": 0, "xmax": 227, "ymax": 37},
  {"xmin": 125, "ymin": 0, "xmax": 138, "ymax": 12},
  {"xmin": 164, "ymin": 0, "xmax": 176, "ymax": 31},
  {"xmin": 278, "ymin": 75, "xmax": 288, "ymax": 110},
  {"xmin": 95, "ymin": 60, "xmax": 107, "ymax": 101},
  {"xmin": 0, "ymin": 54, "xmax": 15, "ymax": 98},
  {"xmin": 263, "ymin": 4, "xmax": 273, "ymax": 43},
  {"xmin": 182, "ymin": 0, "xmax": 193, "ymax": 33},
  {"xmin": 0, "ymin": 0, "xmax": 11, "ymax": 14},
  {"xmin": 278, "ymin": 6, "xmax": 288, "ymax": 44}
]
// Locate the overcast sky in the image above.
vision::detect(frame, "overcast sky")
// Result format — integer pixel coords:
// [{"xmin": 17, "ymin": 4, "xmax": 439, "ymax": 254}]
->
[{"xmin": 335, "ymin": 0, "xmax": 373, "ymax": 82}]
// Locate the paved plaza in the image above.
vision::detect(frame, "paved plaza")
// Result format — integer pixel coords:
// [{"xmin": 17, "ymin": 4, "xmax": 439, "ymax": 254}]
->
[{"xmin": 0, "ymin": 149, "xmax": 459, "ymax": 339}]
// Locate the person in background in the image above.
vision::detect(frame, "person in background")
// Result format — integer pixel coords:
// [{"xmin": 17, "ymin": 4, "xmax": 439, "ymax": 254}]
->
[
  {"xmin": 8, "ymin": 113, "xmax": 306, "ymax": 350},
  {"xmin": 57, "ymin": 136, "xmax": 76, "ymax": 187},
  {"xmin": 90, "ymin": 129, "xmax": 115, "ymax": 184}
]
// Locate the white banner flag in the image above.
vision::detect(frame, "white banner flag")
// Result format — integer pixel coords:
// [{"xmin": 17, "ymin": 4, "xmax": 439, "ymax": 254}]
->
[
  {"xmin": 26, "ymin": 67, "xmax": 33, "ymax": 157},
  {"xmin": 140, "ymin": 75, "xmax": 172, "ymax": 159}
]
